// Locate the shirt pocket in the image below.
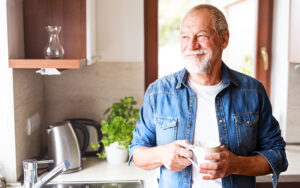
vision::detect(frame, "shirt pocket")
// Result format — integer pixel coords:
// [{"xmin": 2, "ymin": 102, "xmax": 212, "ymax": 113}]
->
[
  {"xmin": 233, "ymin": 112, "xmax": 259, "ymax": 151},
  {"xmin": 154, "ymin": 115, "xmax": 178, "ymax": 145}
]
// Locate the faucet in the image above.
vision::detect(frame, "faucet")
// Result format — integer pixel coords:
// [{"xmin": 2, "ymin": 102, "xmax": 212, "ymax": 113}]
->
[{"xmin": 23, "ymin": 159, "xmax": 70, "ymax": 188}]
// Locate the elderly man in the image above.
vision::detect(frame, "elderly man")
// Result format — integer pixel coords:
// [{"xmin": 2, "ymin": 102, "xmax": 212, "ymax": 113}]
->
[{"xmin": 129, "ymin": 4, "xmax": 288, "ymax": 188}]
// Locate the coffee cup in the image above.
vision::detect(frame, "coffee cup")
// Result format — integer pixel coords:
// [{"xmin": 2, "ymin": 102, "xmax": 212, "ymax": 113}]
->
[{"xmin": 186, "ymin": 141, "xmax": 221, "ymax": 170}]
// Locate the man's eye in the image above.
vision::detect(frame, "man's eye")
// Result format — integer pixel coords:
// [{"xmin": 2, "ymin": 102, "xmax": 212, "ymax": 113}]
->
[
  {"xmin": 181, "ymin": 35, "xmax": 189, "ymax": 40},
  {"xmin": 197, "ymin": 35, "xmax": 208, "ymax": 41}
]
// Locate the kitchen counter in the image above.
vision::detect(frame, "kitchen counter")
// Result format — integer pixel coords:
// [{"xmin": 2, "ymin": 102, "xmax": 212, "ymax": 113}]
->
[
  {"xmin": 37, "ymin": 145, "xmax": 300, "ymax": 187},
  {"xmin": 7, "ymin": 145, "xmax": 300, "ymax": 187},
  {"xmin": 50, "ymin": 157, "xmax": 159, "ymax": 188}
]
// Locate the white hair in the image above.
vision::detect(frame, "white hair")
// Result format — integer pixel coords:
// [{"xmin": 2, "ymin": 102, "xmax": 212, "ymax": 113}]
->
[{"xmin": 183, "ymin": 4, "xmax": 228, "ymax": 36}]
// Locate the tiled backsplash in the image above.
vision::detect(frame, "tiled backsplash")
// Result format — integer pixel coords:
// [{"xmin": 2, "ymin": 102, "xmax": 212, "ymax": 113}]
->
[
  {"xmin": 12, "ymin": 62, "xmax": 144, "ymax": 180},
  {"xmin": 43, "ymin": 62, "xmax": 144, "ymax": 125},
  {"xmin": 13, "ymin": 69, "xmax": 44, "ymax": 179}
]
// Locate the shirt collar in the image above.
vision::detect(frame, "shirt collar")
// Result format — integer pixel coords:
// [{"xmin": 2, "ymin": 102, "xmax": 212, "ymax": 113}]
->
[
  {"xmin": 176, "ymin": 62, "xmax": 240, "ymax": 89},
  {"xmin": 221, "ymin": 62, "xmax": 240, "ymax": 87}
]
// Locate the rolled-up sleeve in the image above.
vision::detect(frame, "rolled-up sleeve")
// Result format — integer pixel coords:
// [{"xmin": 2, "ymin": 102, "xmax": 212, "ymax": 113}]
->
[
  {"xmin": 128, "ymin": 84, "xmax": 156, "ymax": 164},
  {"xmin": 254, "ymin": 83, "xmax": 288, "ymax": 188}
]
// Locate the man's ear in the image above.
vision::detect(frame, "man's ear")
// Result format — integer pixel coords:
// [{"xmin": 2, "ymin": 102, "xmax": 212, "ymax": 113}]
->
[{"xmin": 221, "ymin": 30, "xmax": 229, "ymax": 50}]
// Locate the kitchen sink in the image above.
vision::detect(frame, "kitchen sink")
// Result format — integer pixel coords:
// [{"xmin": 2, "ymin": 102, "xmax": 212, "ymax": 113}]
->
[{"xmin": 42, "ymin": 180, "xmax": 144, "ymax": 188}]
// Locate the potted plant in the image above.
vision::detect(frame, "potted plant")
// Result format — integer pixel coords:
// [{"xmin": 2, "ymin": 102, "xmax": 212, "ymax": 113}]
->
[{"xmin": 90, "ymin": 96, "xmax": 139, "ymax": 164}]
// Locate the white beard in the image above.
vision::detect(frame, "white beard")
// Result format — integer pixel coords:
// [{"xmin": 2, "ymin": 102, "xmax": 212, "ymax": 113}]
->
[{"xmin": 183, "ymin": 49, "xmax": 211, "ymax": 74}]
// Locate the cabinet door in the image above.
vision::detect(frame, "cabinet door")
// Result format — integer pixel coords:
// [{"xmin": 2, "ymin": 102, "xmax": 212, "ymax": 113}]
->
[
  {"xmin": 23, "ymin": 0, "xmax": 86, "ymax": 59},
  {"xmin": 289, "ymin": 0, "xmax": 300, "ymax": 63}
]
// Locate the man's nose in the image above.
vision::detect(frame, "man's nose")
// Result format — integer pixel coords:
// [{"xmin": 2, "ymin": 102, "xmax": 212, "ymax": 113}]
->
[{"xmin": 187, "ymin": 36, "xmax": 200, "ymax": 50}]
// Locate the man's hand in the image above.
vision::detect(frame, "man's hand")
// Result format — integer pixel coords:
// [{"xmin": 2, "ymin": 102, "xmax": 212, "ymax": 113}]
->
[
  {"xmin": 198, "ymin": 145, "xmax": 272, "ymax": 179},
  {"xmin": 160, "ymin": 140, "xmax": 193, "ymax": 171},
  {"xmin": 199, "ymin": 145, "xmax": 238, "ymax": 180}
]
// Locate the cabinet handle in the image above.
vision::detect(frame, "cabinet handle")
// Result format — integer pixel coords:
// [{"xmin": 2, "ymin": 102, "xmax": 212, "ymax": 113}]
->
[{"xmin": 260, "ymin": 47, "xmax": 269, "ymax": 71}]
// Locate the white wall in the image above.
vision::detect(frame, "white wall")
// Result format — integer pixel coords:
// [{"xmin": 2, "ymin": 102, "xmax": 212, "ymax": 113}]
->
[
  {"xmin": 270, "ymin": 0, "xmax": 290, "ymax": 138},
  {"xmin": 286, "ymin": 0, "xmax": 300, "ymax": 143},
  {"xmin": 0, "ymin": 0, "xmax": 17, "ymax": 182}
]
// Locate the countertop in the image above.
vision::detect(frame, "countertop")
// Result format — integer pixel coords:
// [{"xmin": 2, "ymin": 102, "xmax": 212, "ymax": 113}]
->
[
  {"xmin": 41, "ymin": 145, "xmax": 300, "ymax": 186},
  {"xmin": 50, "ymin": 157, "xmax": 159, "ymax": 188},
  {"xmin": 7, "ymin": 145, "xmax": 300, "ymax": 187}
]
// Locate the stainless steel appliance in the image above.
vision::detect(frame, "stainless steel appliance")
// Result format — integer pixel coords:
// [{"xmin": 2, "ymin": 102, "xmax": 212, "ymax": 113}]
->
[
  {"xmin": 47, "ymin": 121, "xmax": 81, "ymax": 173},
  {"xmin": 66, "ymin": 118, "xmax": 103, "ymax": 156}
]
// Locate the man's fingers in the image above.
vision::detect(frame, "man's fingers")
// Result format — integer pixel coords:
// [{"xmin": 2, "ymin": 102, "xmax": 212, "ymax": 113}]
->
[
  {"xmin": 174, "ymin": 139, "xmax": 193, "ymax": 148},
  {"xmin": 199, "ymin": 162, "xmax": 222, "ymax": 170},
  {"xmin": 205, "ymin": 151, "xmax": 227, "ymax": 160},
  {"xmin": 205, "ymin": 152, "xmax": 221, "ymax": 160},
  {"xmin": 169, "ymin": 157, "xmax": 191, "ymax": 171},
  {"xmin": 176, "ymin": 156, "xmax": 192, "ymax": 168},
  {"xmin": 176, "ymin": 146, "xmax": 193, "ymax": 158},
  {"xmin": 199, "ymin": 168, "xmax": 216, "ymax": 175},
  {"xmin": 202, "ymin": 174, "xmax": 216, "ymax": 180},
  {"xmin": 199, "ymin": 163, "xmax": 226, "ymax": 179},
  {"xmin": 172, "ymin": 140, "xmax": 193, "ymax": 159},
  {"xmin": 199, "ymin": 168, "xmax": 222, "ymax": 179}
]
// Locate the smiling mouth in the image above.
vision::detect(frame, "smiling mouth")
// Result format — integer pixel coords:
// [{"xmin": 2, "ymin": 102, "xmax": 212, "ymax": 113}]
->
[
  {"xmin": 183, "ymin": 49, "xmax": 208, "ymax": 57},
  {"xmin": 186, "ymin": 53, "xmax": 204, "ymax": 57}
]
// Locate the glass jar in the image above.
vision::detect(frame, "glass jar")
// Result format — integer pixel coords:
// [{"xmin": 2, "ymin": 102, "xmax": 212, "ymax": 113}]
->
[{"xmin": 43, "ymin": 26, "xmax": 64, "ymax": 59}]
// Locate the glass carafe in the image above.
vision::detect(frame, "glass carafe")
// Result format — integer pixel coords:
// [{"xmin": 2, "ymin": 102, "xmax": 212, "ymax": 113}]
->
[{"xmin": 43, "ymin": 26, "xmax": 64, "ymax": 59}]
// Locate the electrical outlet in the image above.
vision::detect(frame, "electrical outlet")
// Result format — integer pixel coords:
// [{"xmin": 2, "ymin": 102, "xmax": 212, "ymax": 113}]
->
[{"xmin": 27, "ymin": 113, "xmax": 40, "ymax": 135}]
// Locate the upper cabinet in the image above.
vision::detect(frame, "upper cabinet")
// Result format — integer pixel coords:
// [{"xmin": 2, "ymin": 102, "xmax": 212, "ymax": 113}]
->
[
  {"xmin": 9, "ymin": 0, "xmax": 144, "ymax": 69},
  {"xmin": 86, "ymin": 0, "xmax": 144, "ymax": 63},
  {"xmin": 289, "ymin": 0, "xmax": 300, "ymax": 63},
  {"xmin": 9, "ymin": 0, "xmax": 86, "ymax": 69}
]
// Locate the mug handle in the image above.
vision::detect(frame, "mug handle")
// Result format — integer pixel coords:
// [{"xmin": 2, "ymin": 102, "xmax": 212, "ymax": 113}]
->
[{"xmin": 187, "ymin": 148, "xmax": 199, "ymax": 170}]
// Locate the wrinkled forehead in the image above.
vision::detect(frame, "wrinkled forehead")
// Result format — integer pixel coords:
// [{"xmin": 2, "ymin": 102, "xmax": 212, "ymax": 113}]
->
[{"xmin": 180, "ymin": 9, "xmax": 214, "ymax": 32}]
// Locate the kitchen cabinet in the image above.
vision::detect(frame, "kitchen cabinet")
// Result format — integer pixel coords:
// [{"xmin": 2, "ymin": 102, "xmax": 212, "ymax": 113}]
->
[
  {"xmin": 10, "ymin": 0, "xmax": 144, "ymax": 69},
  {"xmin": 85, "ymin": 0, "xmax": 144, "ymax": 63},
  {"xmin": 9, "ymin": 0, "xmax": 87, "ymax": 69},
  {"xmin": 289, "ymin": 0, "xmax": 300, "ymax": 63}
]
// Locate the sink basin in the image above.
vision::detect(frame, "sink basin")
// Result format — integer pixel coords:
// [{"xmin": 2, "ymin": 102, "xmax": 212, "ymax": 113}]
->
[{"xmin": 42, "ymin": 180, "xmax": 144, "ymax": 188}]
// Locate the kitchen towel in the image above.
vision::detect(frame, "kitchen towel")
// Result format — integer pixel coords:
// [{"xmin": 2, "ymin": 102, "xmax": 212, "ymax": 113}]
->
[{"xmin": 36, "ymin": 68, "xmax": 61, "ymax": 75}]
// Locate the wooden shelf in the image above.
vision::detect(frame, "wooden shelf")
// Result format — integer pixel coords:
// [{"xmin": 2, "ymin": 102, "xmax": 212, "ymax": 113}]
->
[{"xmin": 9, "ymin": 59, "xmax": 86, "ymax": 69}]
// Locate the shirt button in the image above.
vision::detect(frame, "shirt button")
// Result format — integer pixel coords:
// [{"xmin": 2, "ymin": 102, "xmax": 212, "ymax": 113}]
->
[
  {"xmin": 247, "ymin": 121, "xmax": 250, "ymax": 124},
  {"xmin": 191, "ymin": 99, "xmax": 195, "ymax": 103},
  {"xmin": 219, "ymin": 120, "xmax": 223, "ymax": 123},
  {"xmin": 189, "ymin": 122, "xmax": 192, "ymax": 126},
  {"xmin": 186, "ymin": 170, "xmax": 189, "ymax": 174}
]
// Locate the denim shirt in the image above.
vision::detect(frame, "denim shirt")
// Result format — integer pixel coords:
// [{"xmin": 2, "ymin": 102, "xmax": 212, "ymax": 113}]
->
[{"xmin": 129, "ymin": 63, "xmax": 288, "ymax": 188}]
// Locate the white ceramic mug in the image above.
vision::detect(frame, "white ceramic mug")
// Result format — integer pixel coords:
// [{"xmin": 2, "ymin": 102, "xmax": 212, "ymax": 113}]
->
[{"xmin": 187, "ymin": 141, "xmax": 221, "ymax": 170}]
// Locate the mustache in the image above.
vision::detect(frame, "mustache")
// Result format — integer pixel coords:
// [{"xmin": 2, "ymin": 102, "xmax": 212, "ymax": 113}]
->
[{"xmin": 183, "ymin": 49, "xmax": 209, "ymax": 56}]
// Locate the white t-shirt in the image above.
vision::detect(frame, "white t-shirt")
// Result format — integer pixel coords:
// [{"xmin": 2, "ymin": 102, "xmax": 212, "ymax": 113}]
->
[{"xmin": 188, "ymin": 77, "xmax": 226, "ymax": 188}]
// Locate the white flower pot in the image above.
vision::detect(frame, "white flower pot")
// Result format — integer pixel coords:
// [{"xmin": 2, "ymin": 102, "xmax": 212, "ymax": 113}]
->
[{"xmin": 104, "ymin": 142, "xmax": 129, "ymax": 164}]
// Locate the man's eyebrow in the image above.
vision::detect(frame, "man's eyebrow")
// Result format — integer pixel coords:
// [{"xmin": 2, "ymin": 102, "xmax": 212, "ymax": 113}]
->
[
  {"xmin": 180, "ymin": 30, "xmax": 209, "ymax": 35},
  {"xmin": 197, "ymin": 30, "xmax": 209, "ymax": 34}
]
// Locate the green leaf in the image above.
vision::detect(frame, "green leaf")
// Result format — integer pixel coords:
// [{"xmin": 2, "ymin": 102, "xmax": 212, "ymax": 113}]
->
[
  {"xmin": 98, "ymin": 96, "xmax": 140, "ymax": 158},
  {"xmin": 96, "ymin": 152, "xmax": 106, "ymax": 159},
  {"xmin": 104, "ymin": 107, "xmax": 111, "ymax": 115}
]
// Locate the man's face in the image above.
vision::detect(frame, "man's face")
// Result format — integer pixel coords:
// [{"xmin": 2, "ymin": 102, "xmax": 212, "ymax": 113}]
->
[{"xmin": 180, "ymin": 10, "xmax": 227, "ymax": 74}]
